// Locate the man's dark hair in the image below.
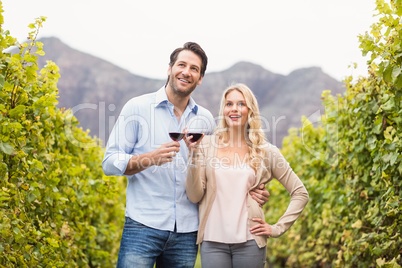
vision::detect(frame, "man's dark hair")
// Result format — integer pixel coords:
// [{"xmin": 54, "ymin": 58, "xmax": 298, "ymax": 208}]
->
[{"xmin": 169, "ymin": 42, "xmax": 208, "ymax": 77}]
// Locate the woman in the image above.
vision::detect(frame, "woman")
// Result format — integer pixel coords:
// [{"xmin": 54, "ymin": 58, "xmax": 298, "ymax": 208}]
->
[{"xmin": 185, "ymin": 83, "xmax": 309, "ymax": 268}]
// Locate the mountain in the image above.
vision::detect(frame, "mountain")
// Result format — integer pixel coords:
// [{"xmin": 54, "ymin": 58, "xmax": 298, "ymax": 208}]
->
[{"xmin": 34, "ymin": 37, "xmax": 345, "ymax": 147}]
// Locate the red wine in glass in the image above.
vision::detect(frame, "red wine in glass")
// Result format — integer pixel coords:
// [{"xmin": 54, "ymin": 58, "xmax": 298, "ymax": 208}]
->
[
  {"xmin": 187, "ymin": 133, "xmax": 203, "ymax": 143},
  {"xmin": 169, "ymin": 132, "xmax": 185, "ymax": 141}
]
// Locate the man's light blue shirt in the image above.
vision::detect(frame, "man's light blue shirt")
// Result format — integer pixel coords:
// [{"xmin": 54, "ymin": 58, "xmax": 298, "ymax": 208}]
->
[{"xmin": 102, "ymin": 87, "xmax": 215, "ymax": 233}]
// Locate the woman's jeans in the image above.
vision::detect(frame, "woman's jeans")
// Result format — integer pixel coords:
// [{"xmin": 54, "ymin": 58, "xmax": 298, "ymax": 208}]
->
[
  {"xmin": 116, "ymin": 217, "xmax": 198, "ymax": 268},
  {"xmin": 200, "ymin": 240, "xmax": 267, "ymax": 268}
]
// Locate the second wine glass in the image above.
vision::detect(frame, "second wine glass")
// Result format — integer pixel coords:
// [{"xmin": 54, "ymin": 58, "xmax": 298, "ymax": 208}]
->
[
  {"xmin": 186, "ymin": 118, "xmax": 208, "ymax": 143},
  {"xmin": 186, "ymin": 117, "xmax": 209, "ymax": 167}
]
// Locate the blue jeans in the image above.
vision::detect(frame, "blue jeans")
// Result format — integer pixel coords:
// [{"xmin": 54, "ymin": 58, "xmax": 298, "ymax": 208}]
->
[{"xmin": 116, "ymin": 217, "xmax": 198, "ymax": 268}]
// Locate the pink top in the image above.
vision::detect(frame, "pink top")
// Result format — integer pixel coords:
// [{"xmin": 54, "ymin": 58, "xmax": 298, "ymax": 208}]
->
[{"xmin": 203, "ymin": 161, "xmax": 256, "ymax": 243}]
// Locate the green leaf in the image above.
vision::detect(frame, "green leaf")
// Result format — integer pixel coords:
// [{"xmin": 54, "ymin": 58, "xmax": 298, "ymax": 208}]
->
[
  {"xmin": 389, "ymin": 154, "xmax": 398, "ymax": 166},
  {"xmin": 0, "ymin": 74, "xmax": 5, "ymax": 88},
  {"xmin": 27, "ymin": 192, "xmax": 37, "ymax": 203},
  {"xmin": 384, "ymin": 126, "xmax": 395, "ymax": 140},
  {"xmin": 383, "ymin": 66, "xmax": 393, "ymax": 83},
  {"xmin": 376, "ymin": 258, "xmax": 386, "ymax": 266},
  {"xmin": 0, "ymin": 142, "xmax": 15, "ymax": 155},
  {"xmin": 372, "ymin": 246, "xmax": 383, "ymax": 256},
  {"xmin": 45, "ymin": 238, "xmax": 59, "ymax": 248},
  {"xmin": 9, "ymin": 104, "xmax": 26, "ymax": 118},
  {"xmin": 382, "ymin": 98, "xmax": 396, "ymax": 111},
  {"xmin": 351, "ymin": 219, "xmax": 363, "ymax": 229},
  {"xmin": 395, "ymin": 74, "xmax": 402, "ymax": 89},
  {"xmin": 35, "ymin": 49, "xmax": 45, "ymax": 56},
  {"xmin": 13, "ymin": 227, "xmax": 21, "ymax": 235},
  {"xmin": 391, "ymin": 66, "xmax": 401, "ymax": 80}
]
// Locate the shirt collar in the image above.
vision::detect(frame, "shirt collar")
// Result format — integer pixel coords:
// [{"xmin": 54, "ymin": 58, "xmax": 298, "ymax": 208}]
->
[
  {"xmin": 187, "ymin": 95, "xmax": 198, "ymax": 114},
  {"xmin": 155, "ymin": 86, "xmax": 169, "ymax": 106},
  {"xmin": 155, "ymin": 86, "xmax": 199, "ymax": 114}
]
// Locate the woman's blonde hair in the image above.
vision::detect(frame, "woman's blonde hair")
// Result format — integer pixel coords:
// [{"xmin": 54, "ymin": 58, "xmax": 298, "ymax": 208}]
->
[{"xmin": 215, "ymin": 83, "xmax": 267, "ymax": 170}]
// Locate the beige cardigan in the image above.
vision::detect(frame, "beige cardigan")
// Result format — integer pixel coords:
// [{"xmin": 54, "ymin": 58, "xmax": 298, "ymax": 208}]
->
[{"xmin": 186, "ymin": 135, "xmax": 309, "ymax": 248}]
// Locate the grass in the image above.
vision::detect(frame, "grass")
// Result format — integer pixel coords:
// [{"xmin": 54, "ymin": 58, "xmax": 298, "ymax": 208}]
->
[{"xmin": 194, "ymin": 251, "xmax": 202, "ymax": 268}]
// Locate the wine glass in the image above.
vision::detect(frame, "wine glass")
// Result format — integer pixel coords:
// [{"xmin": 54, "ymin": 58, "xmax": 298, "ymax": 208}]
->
[
  {"xmin": 186, "ymin": 117, "xmax": 209, "ymax": 167},
  {"xmin": 168, "ymin": 116, "xmax": 185, "ymax": 142},
  {"xmin": 186, "ymin": 118, "xmax": 208, "ymax": 143},
  {"xmin": 168, "ymin": 116, "xmax": 185, "ymax": 168}
]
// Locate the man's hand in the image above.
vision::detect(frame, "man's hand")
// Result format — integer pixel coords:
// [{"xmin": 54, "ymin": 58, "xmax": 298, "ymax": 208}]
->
[
  {"xmin": 124, "ymin": 141, "xmax": 180, "ymax": 175},
  {"xmin": 149, "ymin": 141, "xmax": 181, "ymax": 166},
  {"xmin": 250, "ymin": 184, "xmax": 270, "ymax": 207}
]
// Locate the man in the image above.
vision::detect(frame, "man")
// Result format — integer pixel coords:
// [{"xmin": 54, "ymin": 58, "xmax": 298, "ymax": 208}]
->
[{"xmin": 102, "ymin": 42, "xmax": 269, "ymax": 267}]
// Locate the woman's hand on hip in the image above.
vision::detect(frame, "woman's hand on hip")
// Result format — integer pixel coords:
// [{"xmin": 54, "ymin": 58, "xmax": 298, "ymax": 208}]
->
[{"xmin": 250, "ymin": 218, "xmax": 272, "ymax": 237}]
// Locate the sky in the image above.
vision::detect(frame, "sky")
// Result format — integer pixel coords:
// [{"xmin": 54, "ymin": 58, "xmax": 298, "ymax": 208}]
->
[{"xmin": 2, "ymin": 0, "xmax": 378, "ymax": 81}]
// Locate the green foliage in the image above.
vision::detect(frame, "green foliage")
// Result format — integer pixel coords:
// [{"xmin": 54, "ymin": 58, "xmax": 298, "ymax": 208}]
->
[
  {"xmin": 265, "ymin": 0, "xmax": 402, "ymax": 267},
  {"xmin": 0, "ymin": 6, "xmax": 125, "ymax": 268}
]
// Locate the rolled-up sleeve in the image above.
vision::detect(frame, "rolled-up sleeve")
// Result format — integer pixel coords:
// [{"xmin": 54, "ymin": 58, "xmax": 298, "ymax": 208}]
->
[
  {"xmin": 102, "ymin": 152, "xmax": 132, "ymax": 176},
  {"xmin": 102, "ymin": 101, "xmax": 138, "ymax": 176}
]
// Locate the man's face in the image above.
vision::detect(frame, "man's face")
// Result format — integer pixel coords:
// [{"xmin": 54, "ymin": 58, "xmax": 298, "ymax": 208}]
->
[{"xmin": 167, "ymin": 50, "xmax": 203, "ymax": 97}]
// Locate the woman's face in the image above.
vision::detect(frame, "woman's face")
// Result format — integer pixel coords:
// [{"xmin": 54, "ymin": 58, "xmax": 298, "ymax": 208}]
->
[{"xmin": 223, "ymin": 90, "xmax": 249, "ymax": 130}]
